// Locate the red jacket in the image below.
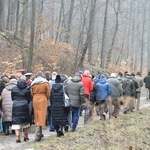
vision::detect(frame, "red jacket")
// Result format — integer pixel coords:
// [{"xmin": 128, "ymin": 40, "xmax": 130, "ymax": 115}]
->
[{"xmin": 81, "ymin": 74, "xmax": 93, "ymax": 96}]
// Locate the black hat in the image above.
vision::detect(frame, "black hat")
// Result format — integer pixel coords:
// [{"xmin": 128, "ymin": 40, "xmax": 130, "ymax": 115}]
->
[
  {"xmin": 131, "ymin": 73, "xmax": 135, "ymax": 76},
  {"xmin": 136, "ymin": 72, "xmax": 141, "ymax": 75},
  {"xmin": 55, "ymin": 75, "xmax": 62, "ymax": 83}
]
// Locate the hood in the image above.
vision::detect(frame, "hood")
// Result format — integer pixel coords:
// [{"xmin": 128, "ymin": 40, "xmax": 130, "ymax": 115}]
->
[
  {"xmin": 82, "ymin": 74, "xmax": 90, "ymax": 78},
  {"xmin": 5, "ymin": 83, "xmax": 16, "ymax": 91},
  {"xmin": 100, "ymin": 77, "xmax": 106, "ymax": 84},
  {"xmin": 17, "ymin": 79, "xmax": 27, "ymax": 89},
  {"xmin": 71, "ymin": 75, "xmax": 82, "ymax": 82},
  {"xmin": 52, "ymin": 83, "xmax": 63, "ymax": 92}
]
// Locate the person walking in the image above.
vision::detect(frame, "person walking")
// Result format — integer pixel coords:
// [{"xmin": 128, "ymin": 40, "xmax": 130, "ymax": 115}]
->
[
  {"xmin": 65, "ymin": 74, "xmax": 84, "ymax": 132},
  {"xmin": 81, "ymin": 70, "xmax": 93, "ymax": 124},
  {"xmin": 1, "ymin": 79, "xmax": 17, "ymax": 135},
  {"xmin": 144, "ymin": 71, "xmax": 150, "ymax": 100},
  {"xmin": 135, "ymin": 72, "xmax": 143, "ymax": 110},
  {"xmin": 31, "ymin": 71, "xmax": 50, "ymax": 142},
  {"xmin": 107, "ymin": 73, "xmax": 123, "ymax": 118},
  {"xmin": 95, "ymin": 75, "xmax": 111, "ymax": 120},
  {"xmin": 51, "ymin": 75, "xmax": 68, "ymax": 137},
  {"xmin": 11, "ymin": 77, "xmax": 31, "ymax": 143}
]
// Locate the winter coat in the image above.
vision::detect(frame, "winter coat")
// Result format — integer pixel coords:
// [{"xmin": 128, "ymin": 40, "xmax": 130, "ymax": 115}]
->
[
  {"xmin": 51, "ymin": 83, "xmax": 68, "ymax": 126},
  {"xmin": 121, "ymin": 77, "xmax": 135, "ymax": 96},
  {"xmin": 1, "ymin": 83, "xmax": 16, "ymax": 122},
  {"xmin": 65, "ymin": 76, "xmax": 84, "ymax": 107},
  {"xmin": 11, "ymin": 79, "xmax": 31, "ymax": 125},
  {"xmin": 31, "ymin": 76, "xmax": 50, "ymax": 126},
  {"xmin": 107, "ymin": 77, "xmax": 123, "ymax": 99},
  {"xmin": 135, "ymin": 76, "xmax": 143, "ymax": 92},
  {"xmin": 96, "ymin": 78, "xmax": 111, "ymax": 100},
  {"xmin": 81, "ymin": 74, "xmax": 93, "ymax": 96},
  {"xmin": 144, "ymin": 75, "xmax": 150, "ymax": 88}
]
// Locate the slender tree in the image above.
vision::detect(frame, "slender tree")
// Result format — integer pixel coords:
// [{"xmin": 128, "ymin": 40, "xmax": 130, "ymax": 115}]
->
[
  {"xmin": 0, "ymin": 0, "xmax": 4, "ymax": 31},
  {"xmin": 28, "ymin": 0, "xmax": 35, "ymax": 72}
]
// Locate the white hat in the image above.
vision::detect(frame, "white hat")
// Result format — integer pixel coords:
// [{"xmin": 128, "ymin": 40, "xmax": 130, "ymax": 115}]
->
[
  {"xmin": 24, "ymin": 72, "xmax": 32, "ymax": 76},
  {"xmin": 51, "ymin": 72, "xmax": 58, "ymax": 80},
  {"xmin": 110, "ymin": 73, "xmax": 116, "ymax": 77},
  {"xmin": 9, "ymin": 79, "xmax": 17, "ymax": 84}
]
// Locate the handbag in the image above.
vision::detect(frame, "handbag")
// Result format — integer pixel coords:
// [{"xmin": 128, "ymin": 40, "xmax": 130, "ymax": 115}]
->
[{"xmin": 64, "ymin": 92, "xmax": 71, "ymax": 107}]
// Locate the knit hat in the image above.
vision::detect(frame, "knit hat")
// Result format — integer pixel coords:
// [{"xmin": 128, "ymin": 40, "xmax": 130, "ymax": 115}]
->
[
  {"xmin": 110, "ymin": 73, "xmax": 116, "ymax": 77},
  {"xmin": 84, "ymin": 70, "xmax": 90, "ymax": 75},
  {"xmin": 55, "ymin": 75, "xmax": 61, "ymax": 83},
  {"xmin": 36, "ymin": 71, "xmax": 45, "ymax": 78},
  {"xmin": 51, "ymin": 72, "xmax": 58, "ymax": 80},
  {"xmin": 9, "ymin": 79, "xmax": 17, "ymax": 84},
  {"xmin": 1, "ymin": 77, "xmax": 9, "ymax": 83}
]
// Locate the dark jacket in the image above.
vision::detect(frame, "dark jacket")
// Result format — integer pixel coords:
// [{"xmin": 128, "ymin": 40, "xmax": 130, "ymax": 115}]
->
[
  {"xmin": 121, "ymin": 77, "xmax": 135, "ymax": 96},
  {"xmin": 51, "ymin": 83, "xmax": 68, "ymax": 126},
  {"xmin": 144, "ymin": 74, "xmax": 150, "ymax": 88},
  {"xmin": 11, "ymin": 79, "xmax": 31, "ymax": 124}
]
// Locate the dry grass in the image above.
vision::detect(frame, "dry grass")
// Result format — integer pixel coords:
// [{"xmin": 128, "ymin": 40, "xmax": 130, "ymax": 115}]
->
[{"xmin": 22, "ymin": 108, "xmax": 150, "ymax": 150}]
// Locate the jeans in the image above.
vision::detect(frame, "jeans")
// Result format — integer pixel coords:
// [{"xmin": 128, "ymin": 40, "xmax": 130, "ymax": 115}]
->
[
  {"xmin": 72, "ymin": 107, "xmax": 80, "ymax": 130},
  {"xmin": 48, "ymin": 107, "xmax": 54, "ymax": 131}
]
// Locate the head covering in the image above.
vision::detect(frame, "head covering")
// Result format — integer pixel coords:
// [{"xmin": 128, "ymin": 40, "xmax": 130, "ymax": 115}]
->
[
  {"xmin": 126, "ymin": 73, "xmax": 131, "ymax": 77},
  {"xmin": 9, "ymin": 79, "xmax": 17, "ymax": 84},
  {"xmin": 55, "ymin": 75, "xmax": 61, "ymax": 83},
  {"xmin": 98, "ymin": 74, "xmax": 105, "ymax": 80},
  {"xmin": 51, "ymin": 71, "xmax": 58, "ymax": 80},
  {"xmin": 20, "ymin": 75, "xmax": 26, "ymax": 80},
  {"xmin": 1, "ymin": 77, "xmax": 9, "ymax": 83},
  {"xmin": 131, "ymin": 73, "xmax": 135, "ymax": 76},
  {"xmin": 110, "ymin": 73, "xmax": 116, "ymax": 77},
  {"xmin": 136, "ymin": 71, "xmax": 141, "ymax": 75},
  {"xmin": 24, "ymin": 72, "xmax": 32, "ymax": 76},
  {"xmin": 36, "ymin": 71, "xmax": 45, "ymax": 78},
  {"xmin": 118, "ymin": 72, "xmax": 123, "ymax": 77},
  {"xmin": 84, "ymin": 70, "xmax": 90, "ymax": 75}
]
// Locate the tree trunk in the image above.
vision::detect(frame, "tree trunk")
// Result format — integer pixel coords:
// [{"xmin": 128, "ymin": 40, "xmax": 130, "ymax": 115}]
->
[
  {"xmin": 14, "ymin": 0, "xmax": 20, "ymax": 38},
  {"xmin": 140, "ymin": 2, "xmax": 146, "ymax": 75},
  {"xmin": 100, "ymin": 0, "xmax": 109, "ymax": 69},
  {"xmin": 0, "ymin": 0, "xmax": 4, "ymax": 31},
  {"xmin": 105, "ymin": 0, "xmax": 120, "ymax": 70},
  {"xmin": 28, "ymin": 0, "xmax": 35, "ymax": 72},
  {"xmin": 6, "ymin": 0, "xmax": 11, "ymax": 30},
  {"xmin": 78, "ymin": 0, "xmax": 96, "ymax": 68},
  {"xmin": 20, "ymin": 0, "xmax": 28, "ymax": 68},
  {"xmin": 65, "ymin": 0, "xmax": 75, "ymax": 43}
]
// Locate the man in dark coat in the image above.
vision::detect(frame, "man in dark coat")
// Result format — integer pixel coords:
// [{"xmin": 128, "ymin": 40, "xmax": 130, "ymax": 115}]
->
[{"xmin": 144, "ymin": 72, "xmax": 150, "ymax": 100}]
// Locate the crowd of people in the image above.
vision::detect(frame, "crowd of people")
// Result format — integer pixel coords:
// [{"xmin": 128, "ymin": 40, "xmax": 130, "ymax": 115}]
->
[{"xmin": 0, "ymin": 69, "xmax": 149, "ymax": 143}]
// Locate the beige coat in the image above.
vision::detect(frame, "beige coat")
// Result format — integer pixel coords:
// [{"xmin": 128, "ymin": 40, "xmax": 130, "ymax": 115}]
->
[{"xmin": 31, "ymin": 82, "xmax": 50, "ymax": 126}]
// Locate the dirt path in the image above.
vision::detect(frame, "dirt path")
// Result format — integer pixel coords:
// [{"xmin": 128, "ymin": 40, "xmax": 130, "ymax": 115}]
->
[{"xmin": 0, "ymin": 91, "xmax": 150, "ymax": 150}]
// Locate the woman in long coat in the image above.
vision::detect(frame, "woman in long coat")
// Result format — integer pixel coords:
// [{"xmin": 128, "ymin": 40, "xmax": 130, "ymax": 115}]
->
[
  {"xmin": 11, "ymin": 78, "xmax": 31, "ymax": 143},
  {"xmin": 51, "ymin": 75, "xmax": 68, "ymax": 137},
  {"xmin": 31, "ymin": 71, "xmax": 50, "ymax": 141},
  {"xmin": 1, "ymin": 79, "xmax": 17, "ymax": 135}
]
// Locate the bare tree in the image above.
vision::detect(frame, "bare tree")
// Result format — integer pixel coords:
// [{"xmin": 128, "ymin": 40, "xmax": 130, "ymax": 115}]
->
[
  {"xmin": 0, "ymin": 0, "xmax": 4, "ymax": 31},
  {"xmin": 28, "ymin": 0, "xmax": 35, "ymax": 72},
  {"xmin": 100, "ymin": 0, "xmax": 109, "ymax": 69}
]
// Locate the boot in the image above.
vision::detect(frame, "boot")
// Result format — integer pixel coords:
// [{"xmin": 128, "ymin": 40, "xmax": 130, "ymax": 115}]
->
[
  {"xmin": 24, "ymin": 128, "xmax": 29, "ymax": 141},
  {"xmin": 16, "ymin": 135, "xmax": 21, "ymax": 143}
]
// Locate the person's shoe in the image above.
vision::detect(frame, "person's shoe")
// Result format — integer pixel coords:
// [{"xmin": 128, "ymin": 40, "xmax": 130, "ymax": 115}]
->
[
  {"xmin": 24, "ymin": 137, "xmax": 29, "ymax": 142},
  {"xmin": 16, "ymin": 139, "xmax": 21, "ymax": 143},
  {"xmin": 123, "ymin": 111, "xmax": 127, "ymax": 114},
  {"xmin": 50, "ymin": 129, "xmax": 55, "ymax": 132},
  {"xmin": 35, "ymin": 138, "xmax": 41, "ymax": 142},
  {"xmin": 57, "ymin": 131, "xmax": 61, "ymax": 137},
  {"xmin": 16, "ymin": 136, "xmax": 21, "ymax": 143},
  {"xmin": 71, "ymin": 129, "xmax": 75, "ymax": 132},
  {"xmin": 64, "ymin": 126, "xmax": 69, "ymax": 132}
]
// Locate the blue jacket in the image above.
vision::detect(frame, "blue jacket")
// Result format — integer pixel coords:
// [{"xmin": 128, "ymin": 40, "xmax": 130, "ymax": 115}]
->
[{"xmin": 96, "ymin": 78, "xmax": 111, "ymax": 100}]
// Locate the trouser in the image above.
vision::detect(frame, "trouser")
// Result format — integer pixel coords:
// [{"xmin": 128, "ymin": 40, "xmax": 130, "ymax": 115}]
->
[
  {"xmin": 48, "ymin": 107, "xmax": 54, "ymax": 131},
  {"xmin": 112, "ymin": 99, "xmax": 120, "ymax": 117},
  {"xmin": 135, "ymin": 92, "xmax": 141, "ymax": 109},
  {"xmin": 83, "ymin": 94, "xmax": 90, "ymax": 124},
  {"xmin": 123, "ymin": 96, "xmax": 134, "ymax": 113},
  {"xmin": 72, "ymin": 107, "xmax": 80, "ymax": 130},
  {"xmin": 35, "ymin": 126, "xmax": 42, "ymax": 140}
]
